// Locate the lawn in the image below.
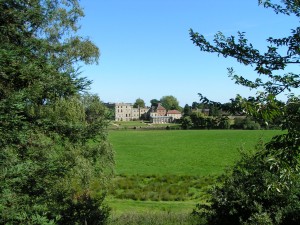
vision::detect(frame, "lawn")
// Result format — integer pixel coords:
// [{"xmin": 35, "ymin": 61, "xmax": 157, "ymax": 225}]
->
[{"xmin": 109, "ymin": 129, "xmax": 281, "ymax": 176}]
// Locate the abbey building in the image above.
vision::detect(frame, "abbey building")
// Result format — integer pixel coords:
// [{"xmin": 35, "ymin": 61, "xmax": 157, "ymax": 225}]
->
[{"xmin": 105, "ymin": 103, "xmax": 182, "ymax": 123}]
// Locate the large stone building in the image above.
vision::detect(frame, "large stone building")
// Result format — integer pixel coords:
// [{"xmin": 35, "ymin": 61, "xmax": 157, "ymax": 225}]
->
[
  {"xmin": 106, "ymin": 102, "xmax": 182, "ymax": 123},
  {"xmin": 113, "ymin": 103, "xmax": 149, "ymax": 121}
]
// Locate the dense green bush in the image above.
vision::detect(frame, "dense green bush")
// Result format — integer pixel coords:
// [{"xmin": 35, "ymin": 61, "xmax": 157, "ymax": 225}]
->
[
  {"xmin": 193, "ymin": 141, "xmax": 300, "ymax": 225},
  {"xmin": 181, "ymin": 116, "xmax": 194, "ymax": 129},
  {"xmin": 182, "ymin": 113, "xmax": 231, "ymax": 130},
  {"xmin": 234, "ymin": 117, "xmax": 261, "ymax": 130}
]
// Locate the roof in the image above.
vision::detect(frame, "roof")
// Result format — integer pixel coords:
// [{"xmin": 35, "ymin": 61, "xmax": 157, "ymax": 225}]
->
[
  {"xmin": 156, "ymin": 103, "xmax": 166, "ymax": 110},
  {"xmin": 167, "ymin": 110, "xmax": 182, "ymax": 114}
]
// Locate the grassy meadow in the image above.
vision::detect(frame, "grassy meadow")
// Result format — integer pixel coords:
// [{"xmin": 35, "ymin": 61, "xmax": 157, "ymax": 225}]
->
[
  {"xmin": 109, "ymin": 129, "xmax": 280, "ymax": 176},
  {"xmin": 106, "ymin": 127, "xmax": 282, "ymax": 224}
]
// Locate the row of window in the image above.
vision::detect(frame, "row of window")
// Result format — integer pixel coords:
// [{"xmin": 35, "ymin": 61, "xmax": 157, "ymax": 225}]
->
[
  {"xmin": 117, "ymin": 105, "xmax": 129, "ymax": 108},
  {"xmin": 117, "ymin": 109, "xmax": 131, "ymax": 113}
]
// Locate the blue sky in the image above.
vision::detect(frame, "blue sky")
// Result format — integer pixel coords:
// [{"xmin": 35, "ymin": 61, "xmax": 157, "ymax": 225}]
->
[{"xmin": 78, "ymin": 0, "xmax": 298, "ymax": 106}]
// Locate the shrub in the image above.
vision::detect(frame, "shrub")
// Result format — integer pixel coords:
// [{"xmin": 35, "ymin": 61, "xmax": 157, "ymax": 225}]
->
[
  {"xmin": 243, "ymin": 118, "xmax": 261, "ymax": 130},
  {"xmin": 193, "ymin": 142, "xmax": 300, "ymax": 225},
  {"xmin": 233, "ymin": 117, "xmax": 261, "ymax": 130}
]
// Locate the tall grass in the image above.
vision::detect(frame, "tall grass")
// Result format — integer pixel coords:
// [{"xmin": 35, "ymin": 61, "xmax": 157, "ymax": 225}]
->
[
  {"xmin": 109, "ymin": 174, "xmax": 215, "ymax": 202},
  {"xmin": 108, "ymin": 211, "xmax": 197, "ymax": 225}
]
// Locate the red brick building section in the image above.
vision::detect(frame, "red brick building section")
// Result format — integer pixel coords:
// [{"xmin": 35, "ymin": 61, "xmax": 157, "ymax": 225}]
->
[{"xmin": 156, "ymin": 103, "xmax": 167, "ymax": 116}]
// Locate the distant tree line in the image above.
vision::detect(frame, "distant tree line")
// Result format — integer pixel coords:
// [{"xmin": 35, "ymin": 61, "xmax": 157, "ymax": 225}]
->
[{"xmin": 180, "ymin": 100, "xmax": 283, "ymax": 130}]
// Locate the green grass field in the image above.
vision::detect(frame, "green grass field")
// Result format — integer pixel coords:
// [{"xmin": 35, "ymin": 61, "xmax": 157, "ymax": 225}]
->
[
  {"xmin": 109, "ymin": 129, "xmax": 281, "ymax": 176},
  {"xmin": 106, "ymin": 129, "xmax": 282, "ymax": 223}
]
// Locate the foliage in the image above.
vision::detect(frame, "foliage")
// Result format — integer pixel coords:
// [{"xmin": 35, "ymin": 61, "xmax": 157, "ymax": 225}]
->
[
  {"xmin": 183, "ymin": 104, "xmax": 192, "ymax": 116},
  {"xmin": 193, "ymin": 141, "xmax": 300, "ymax": 225},
  {"xmin": 190, "ymin": 0, "xmax": 300, "ymax": 224},
  {"xmin": 181, "ymin": 116, "xmax": 194, "ymax": 129},
  {"xmin": 182, "ymin": 112, "xmax": 232, "ymax": 130},
  {"xmin": 234, "ymin": 117, "xmax": 261, "ymax": 130},
  {"xmin": 150, "ymin": 99, "xmax": 160, "ymax": 107},
  {"xmin": 218, "ymin": 116, "xmax": 231, "ymax": 129},
  {"xmin": 133, "ymin": 98, "xmax": 146, "ymax": 108},
  {"xmin": 189, "ymin": 112, "xmax": 209, "ymax": 129},
  {"xmin": 59, "ymin": 194, "xmax": 110, "ymax": 225},
  {"xmin": 0, "ymin": 0, "xmax": 113, "ymax": 224},
  {"xmin": 160, "ymin": 95, "xmax": 181, "ymax": 110}
]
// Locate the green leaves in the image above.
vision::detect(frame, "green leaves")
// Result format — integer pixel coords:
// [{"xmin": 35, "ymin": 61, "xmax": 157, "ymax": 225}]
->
[
  {"xmin": 190, "ymin": 2, "xmax": 300, "ymax": 97},
  {"xmin": 0, "ymin": 1, "xmax": 113, "ymax": 224},
  {"xmin": 191, "ymin": 1, "xmax": 300, "ymax": 224},
  {"xmin": 160, "ymin": 95, "xmax": 180, "ymax": 110}
]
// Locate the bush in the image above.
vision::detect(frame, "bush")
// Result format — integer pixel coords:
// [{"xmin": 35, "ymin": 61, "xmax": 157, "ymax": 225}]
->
[
  {"xmin": 233, "ymin": 117, "xmax": 261, "ymax": 130},
  {"xmin": 181, "ymin": 116, "xmax": 193, "ymax": 129},
  {"xmin": 193, "ymin": 142, "xmax": 300, "ymax": 225},
  {"xmin": 59, "ymin": 194, "xmax": 110, "ymax": 225}
]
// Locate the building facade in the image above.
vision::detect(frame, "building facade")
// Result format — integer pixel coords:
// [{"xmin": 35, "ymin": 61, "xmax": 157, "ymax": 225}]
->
[
  {"xmin": 106, "ymin": 102, "xmax": 182, "ymax": 123},
  {"xmin": 149, "ymin": 103, "xmax": 182, "ymax": 123},
  {"xmin": 112, "ymin": 103, "xmax": 149, "ymax": 121},
  {"xmin": 166, "ymin": 110, "xmax": 182, "ymax": 120}
]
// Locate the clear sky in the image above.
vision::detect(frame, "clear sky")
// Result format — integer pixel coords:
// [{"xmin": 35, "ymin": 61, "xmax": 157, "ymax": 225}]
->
[{"xmin": 78, "ymin": 0, "xmax": 298, "ymax": 107}]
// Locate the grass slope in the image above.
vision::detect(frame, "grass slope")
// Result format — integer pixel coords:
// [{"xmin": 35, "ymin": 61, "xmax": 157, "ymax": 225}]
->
[{"xmin": 109, "ymin": 130, "xmax": 280, "ymax": 176}]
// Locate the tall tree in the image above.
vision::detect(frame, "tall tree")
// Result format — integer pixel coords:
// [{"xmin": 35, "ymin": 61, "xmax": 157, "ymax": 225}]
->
[
  {"xmin": 150, "ymin": 99, "xmax": 160, "ymax": 107},
  {"xmin": 0, "ymin": 1, "xmax": 113, "ymax": 224},
  {"xmin": 190, "ymin": 0, "xmax": 300, "ymax": 224},
  {"xmin": 183, "ymin": 104, "xmax": 192, "ymax": 116},
  {"xmin": 133, "ymin": 98, "xmax": 146, "ymax": 108},
  {"xmin": 192, "ymin": 101, "xmax": 201, "ymax": 109},
  {"xmin": 160, "ymin": 95, "xmax": 180, "ymax": 110}
]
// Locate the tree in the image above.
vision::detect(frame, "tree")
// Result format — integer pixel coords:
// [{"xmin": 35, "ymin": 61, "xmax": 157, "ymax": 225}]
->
[
  {"xmin": 160, "ymin": 95, "xmax": 180, "ymax": 110},
  {"xmin": 150, "ymin": 99, "xmax": 160, "ymax": 107},
  {"xmin": 183, "ymin": 104, "xmax": 192, "ymax": 116},
  {"xmin": 192, "ymin": 101, "xmax": 201, "ymax": 109},
  {"xmin": 194, "ymin": 139, "xmax": 300, "ymax": 225},
  {"xmin": 218, "ymin": 116, "xmax": 231, "ymax": 129},
  {"xmin": 190, "ymin": 0, "xmax": 300, "ymax": 224},
  {"xmin": 181, "ymin": 116, "xmax": 193, "ymax": 129},
  {"xmin": 133, "ymin": 98, "xmax": 146, "ymax": 108},
  {"xmin": 190, "ymin": 112, "xmax": 207, "ymax": 129},
  {"xmin": 0, "ymin": 1, "xmax": 113, "ymax": 224}
]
